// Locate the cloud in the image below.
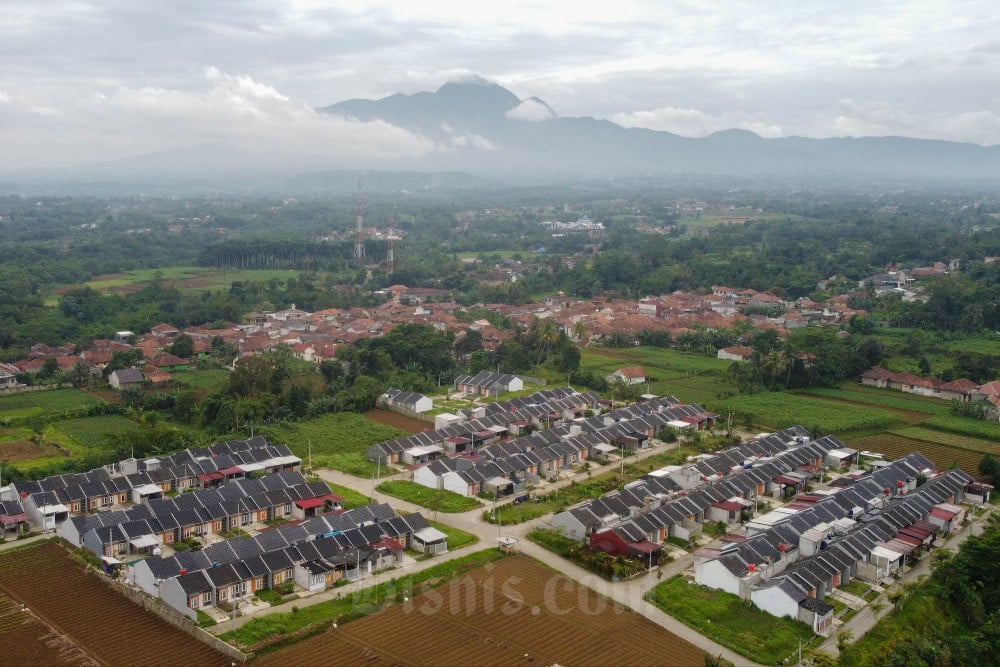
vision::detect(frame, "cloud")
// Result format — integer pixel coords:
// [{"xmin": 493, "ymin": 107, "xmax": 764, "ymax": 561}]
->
[
  {"xmin": 0, "ymin": 68, "xmax": 436, "ymax": 171},
  {"xmin": 505, "ymin": 97, "xmax": 556, "ymax": 122},
  {"xmin": 833, "ymin": 98, "xmax": 1000, "ymax": 145},
  {"xmin": 612, "ymin": 105, "xmax": 783, "ymax": 138},
  {"xmin": 440, "ymin": 123, "xmax": 496, "ymax": 150}
]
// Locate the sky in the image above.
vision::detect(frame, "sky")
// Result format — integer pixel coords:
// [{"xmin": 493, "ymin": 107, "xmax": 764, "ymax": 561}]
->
[{"xmin": 3, "ymin": 0, "xmax": 1000, "ymax": 171}]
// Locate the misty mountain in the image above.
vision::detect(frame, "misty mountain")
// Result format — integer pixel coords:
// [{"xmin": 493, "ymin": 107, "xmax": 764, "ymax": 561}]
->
[{"xmin": 322, "ymin": 79, "xmax": 1000, "ymax": 184}]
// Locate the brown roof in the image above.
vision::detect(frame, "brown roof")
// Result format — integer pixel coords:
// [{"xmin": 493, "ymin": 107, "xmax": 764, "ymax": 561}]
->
[{"xmin": 616, "ymin": 366, "xmax": 646, "ymax": 379}]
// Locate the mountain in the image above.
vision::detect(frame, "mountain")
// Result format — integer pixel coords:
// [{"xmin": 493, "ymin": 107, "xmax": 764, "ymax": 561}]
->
[{"xmin": 321, "ymin": 80, "xmax": 1000, "ymax": 185}]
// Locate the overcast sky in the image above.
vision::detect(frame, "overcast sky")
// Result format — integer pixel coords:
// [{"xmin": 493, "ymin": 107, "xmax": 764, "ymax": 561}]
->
[{"xmin": 4, "ymin": 1, "xmax": 1000, "ymax": 170}]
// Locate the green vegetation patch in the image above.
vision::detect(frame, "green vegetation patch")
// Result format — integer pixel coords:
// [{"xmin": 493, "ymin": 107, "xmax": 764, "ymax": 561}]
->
[
  {"xmin": 376, "ymin": 480, "xmax": 482, "ymax": 513},
  {"xmin": 223, "ymin": 549, "xmax": 508, "ymax": 649},
  {"xmin": 919, "ymin": 414, "xmax": 1000, "ymax": 442},
  {"xmin": 645, "ymin": 575, "xmax": 815, "ymax": 665},
  {"xmin": 262, "ymin": 413, "xmax": 406, "ymax": 477},
  {"xmin": 799, "ymin": 386, "xmax": 949, "ymax": 416},
  {"xmin": 718, "ymin": 392, "xmax": 903, "ymax": 433},
  {"xmin": 171, "ymin": 369, "xmax": 231, "ymax": 392},
  {"xmin": 527, "ymin": 528, "xmax": 647, "ymax": 580},
  {"xmin": 324, "ymin": 482, "xmax": 375, "ymax": 510},
  {"xmin": 426, "ymin": 519, "xmax": 478, "ymax": 551},
  {"xmin": 482, "ymin": 474, "xmax": 627, "ymax": 525},
  {"xmin": 0, "ymin": 389, "xmax": 104, "ymax": 421},
  {"xmin": 48, "ymin": 414, "xmax": 142, "ymax": 451}
]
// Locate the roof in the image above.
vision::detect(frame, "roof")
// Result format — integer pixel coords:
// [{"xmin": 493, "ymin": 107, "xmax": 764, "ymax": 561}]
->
[
  {"xmin": 615, "ymin": 366, "xmax": 646, "ymax": 379},
  {"xmin": 413, "ymin": 527, "xmax": 448, "ymax": 543}
]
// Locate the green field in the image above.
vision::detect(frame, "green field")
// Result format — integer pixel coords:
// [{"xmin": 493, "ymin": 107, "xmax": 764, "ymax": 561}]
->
[
  {"xmin": 261, "ymin": 413, "xmax": 407, "ymax": 477},
  {"xmin": 717, "ymin": 392, "xmax": 905, "ymax": 433},
  {"xmin": 892, "ymin": 426, "xmax": 1000, "ymax": 455},
  {"xmin": 0, "ymin": 389, "xmax": 104, "ymax": 421},
  {"xmin": 48, "ymin": 414, "xmax": 141, "ymax": 452},
  {"xmin": 376, "ymin": 480, "xmax": 482, "ymax": 513},
  {"xmin": 844, "ymin": 433, "xmax": 985, "ymax": 474},
  {"xmin": 798, "ymin": 385, "xmax": 951, "ymax": 416},
  {"xmin": 71, "ymin": 266, "xmax": 307, "ymax": 296},
  {"xmin": 171, "ymin": 369, "xmax": 231, "ymax": 392},
  {"xmin": 581, "ymin": 346, "xmax": 735, "ymax": 405},
  {"xmin": 645, "ymin": 575, "xmax": 816, "ymax": 665},
  {"xmin": 426, "ymin": 519, "xmax": 478, "ymax": 551},
  {"xmin": 919, "ymin": 414, "xmax": 1000, "ymax": 441},
  {"xmin": 325, "ymin": 482, "xmax": 375, "ymax": 510}
]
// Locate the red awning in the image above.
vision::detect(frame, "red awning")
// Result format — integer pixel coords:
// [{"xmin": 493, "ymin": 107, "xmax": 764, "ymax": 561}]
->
[
  {"xmin": 217, "ymin": 466, "xmax": 244, "ymax": 476},
  {"xmin": 774, "ymin": 475, "xmax": 802, "ymax": 486},
  {"xmin": 372, "ymin": 537, "xmax": 405, "ymax": 553},
  {"xmin": 294, "ymin": 497, "xmax": 327, "ymax": 509},
  {"xmin": 197, "ymin": 472, "xmax": 224, "ymax": 481}
]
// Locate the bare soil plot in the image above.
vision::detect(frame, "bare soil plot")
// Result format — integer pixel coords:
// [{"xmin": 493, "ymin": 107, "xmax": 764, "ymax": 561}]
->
[
  {"xmin": 365, "ymin": 409, "xmax": 430, "ymax": 434},
  {"xmin": 257, "ymin": 556, "xmax": 704, "ymax": 667},
  {"xmin": 0, "ymin": 542, "xmax": 230, "ymax": 667}
]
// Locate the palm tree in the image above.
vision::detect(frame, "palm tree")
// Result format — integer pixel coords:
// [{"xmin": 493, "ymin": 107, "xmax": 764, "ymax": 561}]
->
[{"xmin": 572, "ymin": 320, "xmax": 589, "ymax": 346}]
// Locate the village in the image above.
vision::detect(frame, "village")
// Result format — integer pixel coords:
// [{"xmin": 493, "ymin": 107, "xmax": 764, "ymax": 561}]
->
[{"xmin": 0, "ymin": 374, "xmax": 992, "ymax": 664}]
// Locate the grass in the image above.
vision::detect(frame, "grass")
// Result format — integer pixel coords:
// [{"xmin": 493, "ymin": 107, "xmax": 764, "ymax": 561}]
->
[
  {"xmin": 222, "ymin": 549, "xmax": 508, "ymax": 649},
  {"xmin": 0, "ymin": 388, "xmax": 104, "ymax": 421},
  {"xmin": 426, "ymin": 519, "xmax": 478, "ymax": 551},
  {"xmin": 839, "ymin": 579, "xmax": 871, "ymax": 598},
  {"xmin": 919, "ymin": 414, "xmax": 1000, "ymax": 442},
  {"xmin": 325, "ymin": 482, "xmax": 375, "ymax": 510},
  {"xmin": 376, "ymin": 480, "xmax": 482, "ymax": 513},
  {"xmin": 171, "ymin": 369, "xmax": 231, "ymax": 391},
  {"xmin": 262, "ymin": 413, "xmax": 407, "ymax": 477},
  {"xmin": 798, "ymin": 385, "xmax": 950, "ymax": 416},
  {"xmin": 645, "ymin": 575, "xmax": 816, "ymax": 665}
]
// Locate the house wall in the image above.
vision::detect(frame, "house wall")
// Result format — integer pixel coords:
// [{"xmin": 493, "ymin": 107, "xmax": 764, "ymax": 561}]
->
[
  {"xmin": 441, "ymin": 472, "xmax": 472, "ymax": 497},
  {"xmin": 694, "ymin": 559, "xmax": 742, "ymax": 597},
  {"xmin": 158, "ymin": 578, "xmax": 199, "ymax": 621},
  {"xmin": 412, "ymin": 467, "xmax": 442, "ymax": 490},
  {"xmin": 750, "ymin": 587, "xmax": 799, "ymax": 621},
  {"xmin": 131, "ymin": 560, "xmax": 161, "ymax": 596},
  {"xmin": 549, "ymin": 512, "xmax": 589, "ymax": 541}
]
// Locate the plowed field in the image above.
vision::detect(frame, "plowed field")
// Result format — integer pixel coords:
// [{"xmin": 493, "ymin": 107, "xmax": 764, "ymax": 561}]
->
[
  {"xmin": 258, "ymin": 556, "xmax": 704, "ymax": 667},
  {"xmin": 0, "ymin": 541, "xmax": 229, "ymax": 667},
  {"xmin": 366, "ymin": 409, "xmax": 429, "ymax": 434}
]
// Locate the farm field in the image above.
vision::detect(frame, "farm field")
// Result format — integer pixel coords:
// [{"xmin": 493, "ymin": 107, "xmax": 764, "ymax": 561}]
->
[
  {"xmin": 798, "ymin": 385, "xmax": 949, "ymax": 417},
  {"xmin": 171, "ymin": 369, "xmax": 231, "ymax": 392},
  {"xmin": 717, "ymin": 392, "xmax": 905, "ymax": 433},
  {"xmin": 262, "ymin": 413, "xmax": 407, "ymax": 477},
  {"xmin": 364, "ymin": 409, "xmax": 429, "ymax": 434},
  {"xmin": 0, "ymin": 388, "xmax": 104, "ymax": 421},
  {"xmin": 0, "ymin": 541, "xmax": 229, "ymax": 667},
  {"xmin": 892, "ymin": 426, "xmax": 1000, "ymax": 455},
  {"xmin": 256, "ymin": 556, "xmax": 705, "ymax": 667},
  {"xmin": 48, "ymin": 414, "xmax": 142, "ymax": 451},
  {"xmin": 845, "ymin": 433, "xmax": 985, "ymax": 474},
  {"xmin": 0, "ymin": 588, "xmax": 97, "ymax": 666},
  {"xmin": 60, "ymin": 266, "xmax": 307, "ymax": 297}
]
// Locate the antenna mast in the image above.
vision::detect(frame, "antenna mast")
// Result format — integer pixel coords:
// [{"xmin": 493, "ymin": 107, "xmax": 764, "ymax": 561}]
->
[{"xmin": 354, "ymin": 177, "xmax": 365, "ymax": 263}]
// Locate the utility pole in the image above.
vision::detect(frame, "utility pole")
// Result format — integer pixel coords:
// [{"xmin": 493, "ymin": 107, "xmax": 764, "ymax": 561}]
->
[{"xmin": 308, "ymin": 439, "xmax": 312, "ymax": 474}]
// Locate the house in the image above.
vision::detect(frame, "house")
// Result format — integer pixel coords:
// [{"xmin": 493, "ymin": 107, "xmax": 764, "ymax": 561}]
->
[
  {"xmin": 380, "ymin": 388, "xmax": 433, "ymax": 414},
  {"xmin": 824, "ymin": 448, "xmax": 858, "ymax": 470},
  {"xmin": 0, "ymin": 362, "xmax": 21, "ymax": 389},
  {"xmin": 606, "ymin": 366, "xmax": 647, "ymax": 385},
  {"xmin": 964, "ymin": 482, "xmax": 993, "ymax": 505},
  {"xmin": 0, "ymin": 500, "xmax": 29, "ymax": 537},
  {"xmin": 717, "ymin": 346, "xmax": 754, "ymax": 362},
  {"xmin": 108, "ymin": 368, "xmax": 145, "ymax": 390},
  {"xmin": 453, "ymin": 371, "xmax": 524, "ymax": 396},
  {"xmin": 927, "ymin": 502, "xmax": 965, "ymax": 534},
  {"xmin": 751, "ymin": 577, "xmax": 834, "ymax": 635}
]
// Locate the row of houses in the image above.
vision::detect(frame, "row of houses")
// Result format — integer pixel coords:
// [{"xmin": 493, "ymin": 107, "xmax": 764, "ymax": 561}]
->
[
  {"xmin": 367, "ymin": 387, "xmax": 606, "ymax": 466},
  {"xmin": 693, "ymin": 459, "xmax": 975, "ymax": 633},
  {"xmin": 549, "ymin": 427, "xmax": 827, "ymax": 544},
  {"xmin": 410, "ymin": 397, "xmax": 719, "ymax": 498},
  {"xmin": 0, "ymin": 437, "xmax": 300, "ymax": 532},
  {"xmin": 861, "ymin": 367, "xmax": 1000, "ymax": 416},
  {"xmin": 58, "ymin": 471, "xmax": 337, "ymax": 558},
  {"xmin": 126, "ymin": 503, "xmax": 443, "ymax": 620}
]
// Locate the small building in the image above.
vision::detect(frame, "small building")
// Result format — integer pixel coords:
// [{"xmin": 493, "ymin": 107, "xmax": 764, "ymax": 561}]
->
[
  {"xmin": 606, "ymin": 366, "xmax": 647, "ymax": 385},
  {"xmin": 412, "ymin": 526, "xmax": 449, "ymax": 555},
  {"xmin": 108, "ymin": 368, "xmax": 145, "ymax": 390},
  {"xmin": 453, "ymin": 371, "xmax": 524, "ymax": 397},
  {"xmin": 717, "ymin": 346, "xmax": 754, "ymax": 362},
  {"xmin": 824, "ymin": 448, "xmax": 858, "ymax": 470},
  {"xmin": 380, "ymin": 388, "xmax": 433, "ymax": 414}
]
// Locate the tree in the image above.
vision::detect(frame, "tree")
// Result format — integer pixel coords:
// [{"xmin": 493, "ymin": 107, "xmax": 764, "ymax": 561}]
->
[
  {"xmin": 979, "ymin": 454, "xmax": 1000, "ymax": 482},
  {"xmin": 167, "ymin": 333, "xmax": 195, "ymax": 359}
]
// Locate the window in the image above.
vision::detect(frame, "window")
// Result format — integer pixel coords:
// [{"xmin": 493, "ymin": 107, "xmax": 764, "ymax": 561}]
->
[
  {"xmin": 202, "ymin": 593, "xmax": 211, "ymax": 603},
  {"xmin": 283, "ymin": 503, "xmax": 292, "ymax": 514},
  {"xmin": 190, "ymin": 597, "xmax": 199, "ymax": 609}
]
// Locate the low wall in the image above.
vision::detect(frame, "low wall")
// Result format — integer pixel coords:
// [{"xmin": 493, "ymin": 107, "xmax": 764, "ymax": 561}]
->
[{"xmin": 102, "ymin": 574, "xmax": 252, "ymax": 663}]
